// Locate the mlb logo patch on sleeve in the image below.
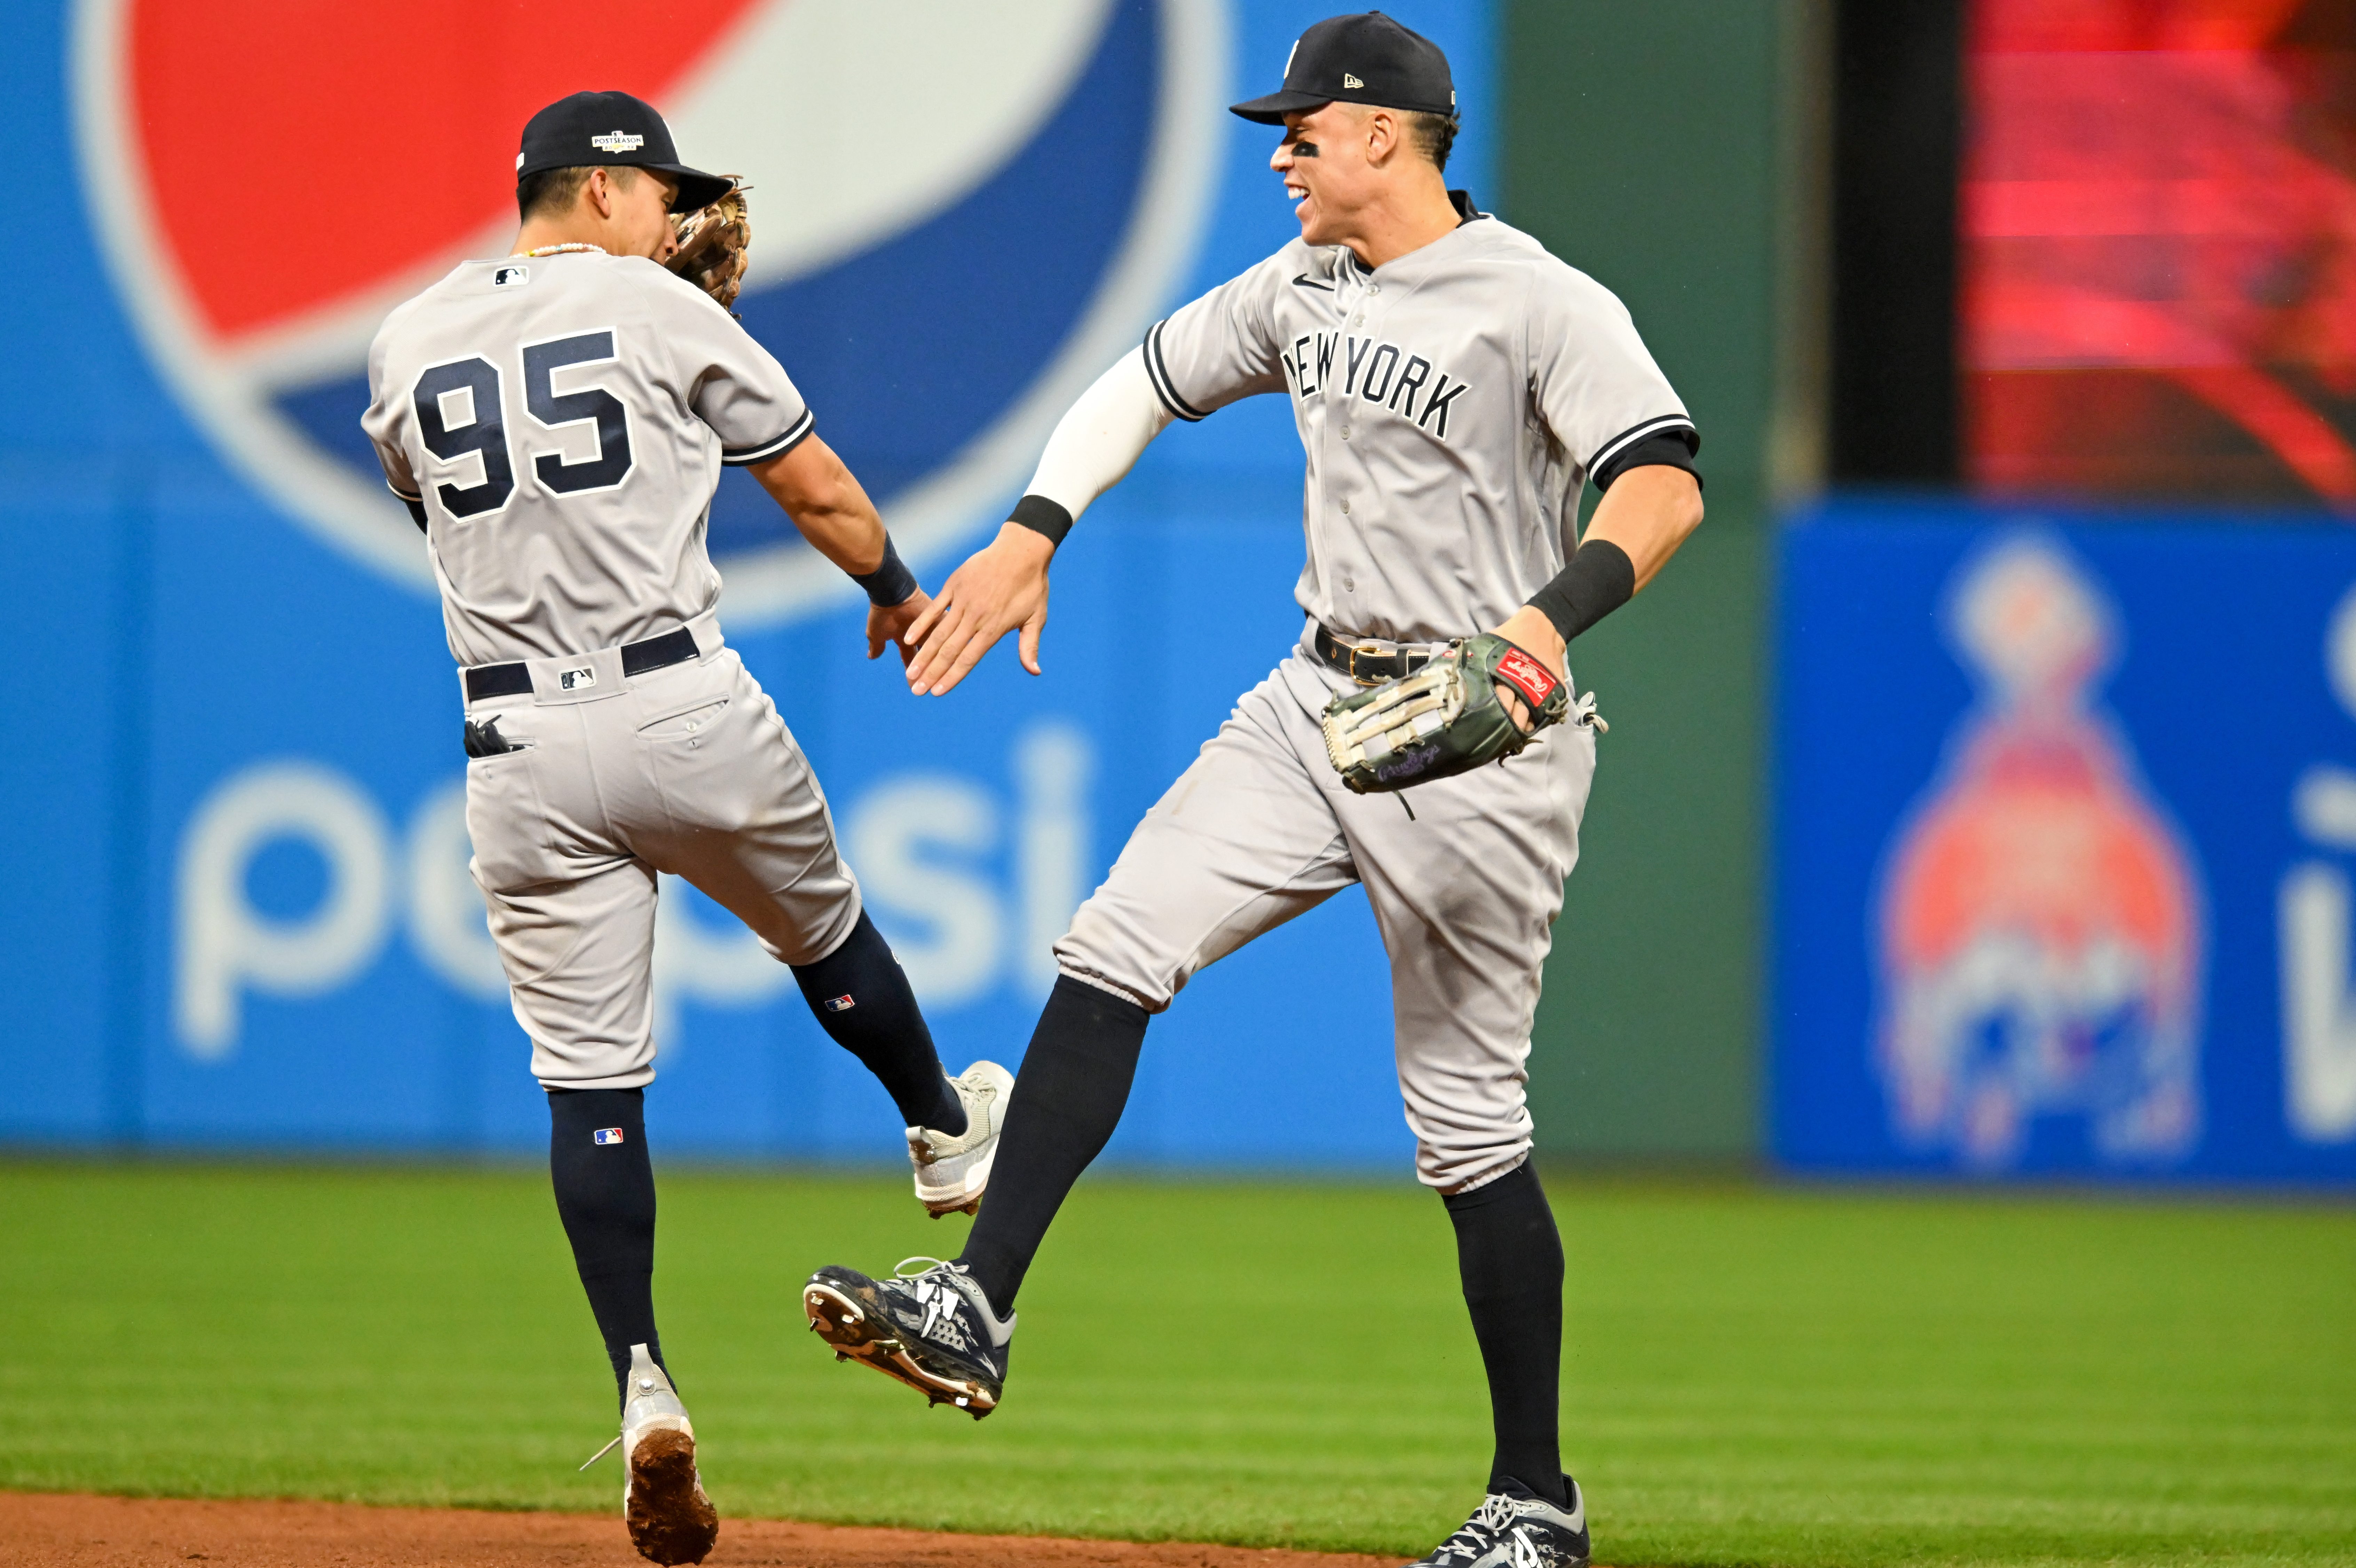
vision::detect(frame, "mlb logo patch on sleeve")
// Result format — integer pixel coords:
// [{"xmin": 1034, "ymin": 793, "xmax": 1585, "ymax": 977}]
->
[
  {"xmin": 593, "ymin": 1127, "xmax": 626, "ymax": 1145},
  {"xmin": 824, "ymin": 994, "xmax": 856, "ymax": 1012}
]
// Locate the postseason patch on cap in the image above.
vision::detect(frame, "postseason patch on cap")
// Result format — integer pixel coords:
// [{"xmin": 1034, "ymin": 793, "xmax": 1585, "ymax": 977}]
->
[
  {"xmin": 593, "ymin": 1127, "xmax": 625, "ymax": 1145},
  {"xmin": 590, "ymin": 130, "xmax": 646, "ymax": 154}
]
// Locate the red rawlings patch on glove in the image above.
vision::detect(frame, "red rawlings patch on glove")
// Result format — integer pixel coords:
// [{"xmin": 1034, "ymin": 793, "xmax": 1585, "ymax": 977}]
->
[{"xmin": 1493, "ymin": 645, "xmax": 1559, "ymax": 708}]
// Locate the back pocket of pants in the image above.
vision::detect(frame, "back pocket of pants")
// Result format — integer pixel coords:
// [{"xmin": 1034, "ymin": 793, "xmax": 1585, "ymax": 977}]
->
[
  {"xmin": 638, "ymin": 697, "xmax": 729, "ymax": 743},
  {"xmin": 465, "ymin": 748, "xmax": 555, "ymax": 894}
]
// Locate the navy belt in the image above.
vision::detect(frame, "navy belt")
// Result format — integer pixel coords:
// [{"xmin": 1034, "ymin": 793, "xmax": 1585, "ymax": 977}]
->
[
  {"xmin": 1315, "ymin": 624, "xmax": 1443, "ymax": 686},
  {"xmin": 463, "ymin": 626, "xmax": 701, "ymax": 703}
]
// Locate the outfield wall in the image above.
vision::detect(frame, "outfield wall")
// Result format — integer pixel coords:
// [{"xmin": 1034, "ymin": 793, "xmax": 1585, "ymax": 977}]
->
[
  {"xmin": 1502, "ymin": 0, "xmax": 1809, "ymax": 1161},
  {"xmin": 1777, "ymin": 499, "xmax": 2356, "ymax": 1184}
]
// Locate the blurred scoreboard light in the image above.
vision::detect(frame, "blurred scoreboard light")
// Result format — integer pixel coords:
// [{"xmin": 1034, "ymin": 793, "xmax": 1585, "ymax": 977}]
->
[{"xmin": 1963, "ymin": 0, "xmax": 2356, "ymax": 507}]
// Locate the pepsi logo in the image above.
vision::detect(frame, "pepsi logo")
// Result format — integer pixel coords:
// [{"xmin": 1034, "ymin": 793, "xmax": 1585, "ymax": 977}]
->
[{"xmin": 72, "ymin": 0, "xmax": 1226, "ymax": 626}]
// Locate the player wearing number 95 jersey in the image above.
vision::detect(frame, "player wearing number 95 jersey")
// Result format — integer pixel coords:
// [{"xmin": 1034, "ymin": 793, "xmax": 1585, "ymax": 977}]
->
[{"xmin": 360, "ymin": 90, "xmax": 1012, "ymax": 1568}]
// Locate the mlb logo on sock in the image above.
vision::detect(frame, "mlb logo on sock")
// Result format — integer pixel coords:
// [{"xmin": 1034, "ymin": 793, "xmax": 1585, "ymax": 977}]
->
[
  {"xmin": 593, "ymin": 1127, "xmax": 625, "ymax": 1145},
  {"xmin": 825, "ymin": 994, "xmax": 856, "ymax": 1012}
]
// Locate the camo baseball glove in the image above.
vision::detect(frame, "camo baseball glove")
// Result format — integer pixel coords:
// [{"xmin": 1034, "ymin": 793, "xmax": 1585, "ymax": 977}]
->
[
  {"xmin": 1320, "ymin": 633, "xmax": 1574, "ymax": 794},
  {"xmin": 667, "ymin": 181, "xmax": 750, "ymax": 311}
]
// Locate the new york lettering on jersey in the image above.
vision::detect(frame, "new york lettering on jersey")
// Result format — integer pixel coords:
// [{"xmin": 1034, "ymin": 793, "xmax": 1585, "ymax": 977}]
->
[
  {"xmin": 1279, "ymin": 328, "xmax": 1472, "ymax": 440},
  {"xmin": 1140, "ymin": 205, "xmax": 1693, "ymax": 642}
]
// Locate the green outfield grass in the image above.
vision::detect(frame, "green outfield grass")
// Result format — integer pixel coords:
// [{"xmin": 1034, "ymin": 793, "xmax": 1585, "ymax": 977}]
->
[{"xmin": 0, "ymin": 1160, "xmax": 2348, "ymax": 1566}]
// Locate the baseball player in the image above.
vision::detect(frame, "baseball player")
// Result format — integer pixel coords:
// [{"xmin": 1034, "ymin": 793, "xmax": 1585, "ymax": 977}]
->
[
  {"xmin": 359, "ymin": 90, "xmax": 1013, "ymax": 1566},
  {"xmin": 801, "ymin": 16, "xmax": 1703, "ymax": 1567}
]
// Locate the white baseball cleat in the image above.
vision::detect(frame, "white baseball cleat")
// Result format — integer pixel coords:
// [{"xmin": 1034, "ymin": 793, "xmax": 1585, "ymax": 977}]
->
[
  {"xmin": 617, "ymin": 1344, "xmax": 718, "ymax": 1565},
  {"xmin": 908, "ymin": 1061, "xmax": 1014, "ymax": 1217}
]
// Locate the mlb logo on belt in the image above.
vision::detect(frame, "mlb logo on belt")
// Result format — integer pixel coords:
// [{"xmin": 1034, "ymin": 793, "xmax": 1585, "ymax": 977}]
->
[
  {"xmin": 560, "ymin": 666, "xmax": 595, "ymax": 691},
  {"xmin": 75, "ymin": 0, "xmax": 1223, "ymax": 630},
  {"xmin": 593, "ymin": 1127, "xmax": 626, "ymax": 1145}
]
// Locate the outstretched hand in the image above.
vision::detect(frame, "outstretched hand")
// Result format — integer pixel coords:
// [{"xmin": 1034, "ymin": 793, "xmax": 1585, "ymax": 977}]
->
[
  {"xmin": 902, "ymin": 523, "xmax": 1056, "ymax": 696},
  {"xmin": 867, "ymin": 587, "xmax": 934, "ymax": 665}
]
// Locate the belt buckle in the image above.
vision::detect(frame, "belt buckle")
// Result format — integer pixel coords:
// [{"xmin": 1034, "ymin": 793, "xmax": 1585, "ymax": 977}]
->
[{"xmin": 1352, "ymin": 641, "xmax": 1387, "ymax": 687}]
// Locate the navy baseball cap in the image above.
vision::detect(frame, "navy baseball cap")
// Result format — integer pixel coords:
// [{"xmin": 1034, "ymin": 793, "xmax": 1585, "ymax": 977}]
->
[
  {"xmin": 1231, "ymin": 11, "xmax": 1456, "ymax": 125},
  {"xmin": 516, "ymin": 90, "xmax": 732, "ymax": 213}
]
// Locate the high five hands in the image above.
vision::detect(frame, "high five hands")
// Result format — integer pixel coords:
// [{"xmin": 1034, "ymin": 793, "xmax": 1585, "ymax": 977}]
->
[{"xmin": 898, "ymin": 523, "xmax": 1057, "ymax": 696}]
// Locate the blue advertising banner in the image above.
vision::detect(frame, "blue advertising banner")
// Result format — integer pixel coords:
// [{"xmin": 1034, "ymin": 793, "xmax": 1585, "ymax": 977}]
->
[
  {"xmin": 1777, "ymin": 496, "xmax": 2356, "ymax": 1183},
  {"xmin": 0, "ymin": 0, "xmax": 1494, "ymax": 1162}
]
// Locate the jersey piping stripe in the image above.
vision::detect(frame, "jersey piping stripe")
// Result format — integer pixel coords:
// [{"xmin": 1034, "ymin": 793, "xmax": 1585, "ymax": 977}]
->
[
  {"xmin": 1143, "ymin": 321, "xmax": 1210, "ymax": 422},
  {"xmin": 720, "ymin": 408, "xmax": 817, "ymax": 467},
  {"xmin": 385, "ymin": 479, "xmax": 423, "ymax": 502},
  {"xmin": 1585, "ymin": 413, "xmax": 1696, "ymax": 476}
]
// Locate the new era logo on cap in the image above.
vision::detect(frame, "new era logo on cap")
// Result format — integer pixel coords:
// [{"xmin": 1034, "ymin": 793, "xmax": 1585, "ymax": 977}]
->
[
  {"xmin": 1232, "ymin": 12, "xmax": 1456, "ymax": 126},
  {"xmin": 590, "ymin": 130, "xmax": 645, "ymax": 154},
  {"xmin": 593, "ymin": 1127, "xmax": 625, "ymax": 1145}
]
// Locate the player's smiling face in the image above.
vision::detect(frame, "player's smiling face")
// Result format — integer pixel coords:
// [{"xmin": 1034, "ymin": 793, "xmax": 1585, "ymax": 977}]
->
[{"xmin": 1272, "ymin": 103, "xmax": 1389, "ymax": 250}]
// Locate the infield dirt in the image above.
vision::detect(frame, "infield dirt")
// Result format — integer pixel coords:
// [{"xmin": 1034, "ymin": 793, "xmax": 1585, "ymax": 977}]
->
[{"xmin": 0, "ymin": 1493, "xmax": 1404, "ymax": 1568}]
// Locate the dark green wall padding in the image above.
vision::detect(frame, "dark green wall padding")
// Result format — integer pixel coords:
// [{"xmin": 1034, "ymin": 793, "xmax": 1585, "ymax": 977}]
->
[{"xmin": 1501, "ymin": 2, "xmax": 1796, "ymax": 1158}]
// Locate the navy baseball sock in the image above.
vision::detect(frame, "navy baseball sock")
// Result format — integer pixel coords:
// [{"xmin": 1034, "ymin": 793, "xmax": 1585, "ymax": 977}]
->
[
  {"xmin": 1444, "ymin": 1160, "xmax": 1568, "ymax": 1510},
  {"xmin": 792, "ymin": 911, "xmax": 965, "ymax": 1135},
  {"xmin": 956, "ymin": 974, "xmax": 1149, "ymax": 1317},
  {"xmin": 547, "ymin": 1087, "xmax": 670, "ymax": 1409}
]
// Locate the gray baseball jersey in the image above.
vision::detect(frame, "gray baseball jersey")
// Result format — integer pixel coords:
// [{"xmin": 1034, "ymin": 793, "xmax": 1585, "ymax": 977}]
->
[
  {"xmin": 1051, "ymin": 207, "xmax": 1691, "ymax": 1192},
  {"xmin": 362, "ymin": 248, "xmax": 856, "ymax": 1090},
  {"xmin": 362, "ymin": 249, "xmax": 813, "ymax": 667},
  {"xmin": 1140, "ymin": 208, "xmax": 1693, "ymax": 644}
]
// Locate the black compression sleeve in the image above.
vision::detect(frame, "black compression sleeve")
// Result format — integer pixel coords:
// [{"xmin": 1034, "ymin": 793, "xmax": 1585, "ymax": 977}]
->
[
  {"xmin": 1527, "ymin": 539, "xmax": 1635, "ymax": 645},
  {"xmin": 1007, "ymin": 493, "xmax": 1074, "ymax": 548},
  {"xmin": 956, "ymin": 975, "xmax": 1148, "ymax": 1317},
  {"xmin": 1445, "ymin": 1162, "xmax": 1568, "ymax": 1508},
  {"xmin": 851, "ymin": 533, "xmax": 918, "ymax": 606},
  {"xmin": 402, "ymin": 496, "xmax": 428, "ymax": 533},
  {"xmin": 547, "ymin": 1088, "xmax": 665, "ymax": 1408},
  {"xmin": 789, "ymin": 910, "xmax": 962, "ymax": 1133}
]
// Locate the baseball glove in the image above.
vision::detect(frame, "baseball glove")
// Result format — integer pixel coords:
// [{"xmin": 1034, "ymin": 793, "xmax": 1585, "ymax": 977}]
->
[
  {"xmin": 667, "ymin": 181, "xmax": 751, "ymax": 311},
  {"xmin": 1320, "ymin": 634, "xmax": 1573, "ymax": 794}
]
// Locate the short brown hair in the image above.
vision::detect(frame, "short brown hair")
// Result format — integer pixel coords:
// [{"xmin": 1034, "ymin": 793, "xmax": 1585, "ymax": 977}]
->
[
  {"xmin": 1408, "ymin": 110, "xmax": 1459, "ymax": 173},
  {"xmin": 516, "ymin": 162, "xmax": 640, "ymax": 221}
]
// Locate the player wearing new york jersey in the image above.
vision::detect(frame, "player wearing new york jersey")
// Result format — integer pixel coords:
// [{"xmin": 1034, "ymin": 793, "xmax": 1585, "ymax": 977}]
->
[
  {"xmin": 803, "ymin": 17, "xmax": 1703, "ymax": 1568},
  {"xmin": 361, "ymin": 90, "xmax": 1013, "ymax": 1567}
]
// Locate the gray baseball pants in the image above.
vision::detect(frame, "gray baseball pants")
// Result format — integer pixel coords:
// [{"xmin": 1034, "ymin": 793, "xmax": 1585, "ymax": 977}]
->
[
  {"xmin": 461, "ymin": 618, "xmax": 862, "ymax": 1089},
  {"xmin": 1054, "ymin": 648, "xmax": 1597, "ymax": 1192}
]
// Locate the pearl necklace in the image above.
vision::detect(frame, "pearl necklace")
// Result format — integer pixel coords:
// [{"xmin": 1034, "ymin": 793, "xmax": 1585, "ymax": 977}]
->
[{"xmin": 515, "ymin": 242, "xmax": 607, "ymax": 258}]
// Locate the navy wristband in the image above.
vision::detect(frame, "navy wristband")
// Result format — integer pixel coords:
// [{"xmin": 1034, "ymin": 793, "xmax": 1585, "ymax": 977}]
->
[
  {"xmin": 852, "ymin": 533, "xmax": 919, "ymax": 607},
  {"xmin": 1527, "ymin": 539, "xmax": 1635, "ymax": 645},
  {"xmin": 1007, "ymin": 493, "xmax": 1074, "ymax": 548}
]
